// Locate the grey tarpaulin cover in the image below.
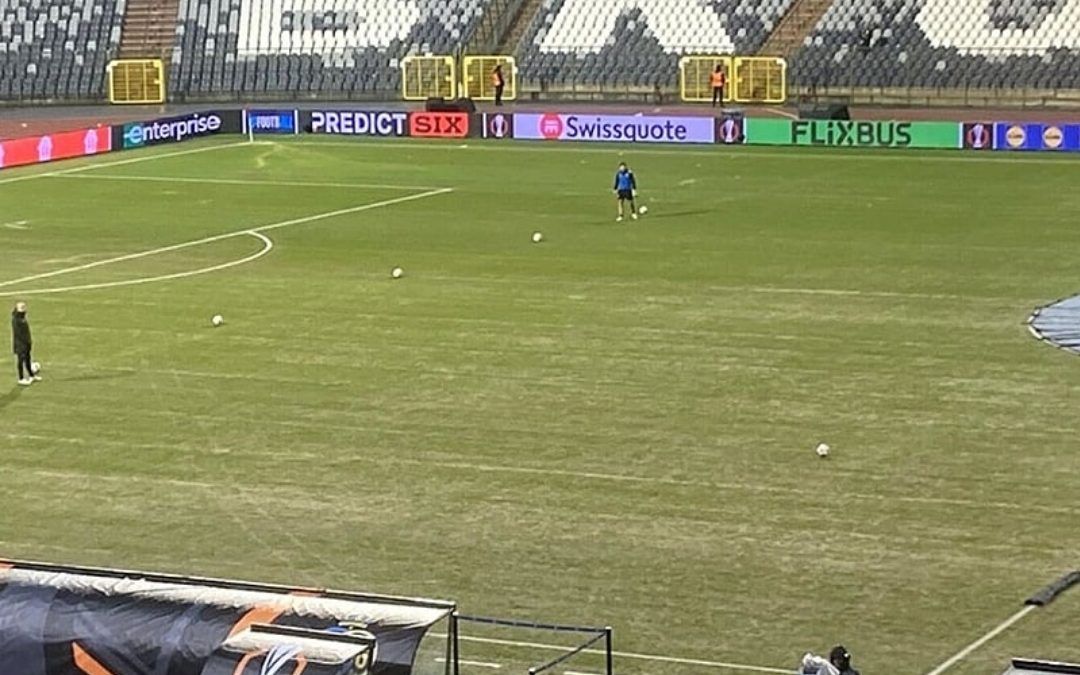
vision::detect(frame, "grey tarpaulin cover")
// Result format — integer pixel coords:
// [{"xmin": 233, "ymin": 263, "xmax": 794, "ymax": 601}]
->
[{"xmin": 0, "ymin": 559, "xmax": 454, "ymax": 675}]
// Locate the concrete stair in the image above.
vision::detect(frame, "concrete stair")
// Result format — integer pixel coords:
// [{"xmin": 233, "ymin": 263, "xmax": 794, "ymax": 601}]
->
[
  {"xmin": 758, "ymin": 0, "xmax": 834, "ymax": 58},
  {"xmin": 496, "ymin": 0, "xmax": 545, "ymax": 55},
  {"xmin": 119, "ymin": 0, "xmax": 180, "ymax": 60}
]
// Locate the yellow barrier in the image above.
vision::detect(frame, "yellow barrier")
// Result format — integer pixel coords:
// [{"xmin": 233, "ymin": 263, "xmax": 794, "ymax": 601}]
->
[
  {"xmin": 107, "ymin": 59, "xmax": 165, "ymax": 104},
  {"xmin": 461, "ymin": 55, "xmax": 517, "ymax": 101},
  {"xmin": 679, "ymin": 55, "xmax": 786, "ymax": 104},
  {"xmin": 733, "ymin": 56, "xmax": 787, "ymax": 104},
  {"xmin": 401, "ymin": 56, "xmax": 457, "ymax": 101},
  {"xmin": 678, "ymin": 56, "xmax": 733, "ymax": 103}
]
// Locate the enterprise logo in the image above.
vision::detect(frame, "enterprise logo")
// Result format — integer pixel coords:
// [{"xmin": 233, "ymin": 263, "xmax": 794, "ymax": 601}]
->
[{"xmin": 123, "ymin": 113, "xmax": 223, "ymax": 148}]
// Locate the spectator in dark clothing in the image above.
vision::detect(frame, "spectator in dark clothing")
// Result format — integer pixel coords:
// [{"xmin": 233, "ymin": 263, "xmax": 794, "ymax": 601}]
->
[
  {"xmin": 492, "ymin": 65, "xmax": 506, "ymax": 106},
  {"xmin": 11, "ymin": 301, "xmax": 37, "ymax": 386},
  {"xmin": 800, "ymin": 645, "xmax": 861, "ymax": 675},
  {"xmin": 830, "ymin": 645, "xmax": 860, "ymax": 675}
]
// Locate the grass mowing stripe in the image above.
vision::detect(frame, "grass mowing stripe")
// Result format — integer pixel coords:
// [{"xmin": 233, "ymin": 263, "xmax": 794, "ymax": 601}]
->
[
  {"xmin": 8, "ymin": 434, "xmax": 1080, "ymax": 517},
  {"xmin": 6, "ymin": 138, "xmax": 1080, "ymax": 674},
  {"xmin": 276, "ymin": 138, "xmax": 1080, "ymax": 165}
]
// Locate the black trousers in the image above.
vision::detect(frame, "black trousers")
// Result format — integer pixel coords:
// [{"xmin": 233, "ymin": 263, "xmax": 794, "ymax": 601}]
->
[
  {"xmin": 15, "ymin": 350, "xmax": 32, "ymax": 380},
  {"xmin": 712, "ymin": 86, "xmax": 724, "ymax": 107},
  {"xmin": 494, "ymin": 84, "xmax": 504, "ymax": 106}
]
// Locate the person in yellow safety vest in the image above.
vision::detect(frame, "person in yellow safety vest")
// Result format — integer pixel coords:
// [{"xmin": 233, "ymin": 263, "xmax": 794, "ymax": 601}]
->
[
  {"xmin": 711, "ymin": 65, "xmax": 726, "ymax": 107},
  {"xmin": 492, "ymin": 65, "xmax": 506, "ymax": 106}
]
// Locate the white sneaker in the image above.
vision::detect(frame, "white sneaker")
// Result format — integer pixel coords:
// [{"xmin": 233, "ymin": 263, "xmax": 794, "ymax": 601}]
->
[
  {"xmin": 17, "ymin": 379, "xmax": 32, "ymax": 386},
  {"xmin": 616, "ymin": 216, "xmax": 624, "ymax": 222},
  {"xmin": 631, "ymin": 213, "xmax": 639, "ymax": 220},
  {"xmin": 32, "ymin": 375, "xmax": 42, "ymax": 382}
]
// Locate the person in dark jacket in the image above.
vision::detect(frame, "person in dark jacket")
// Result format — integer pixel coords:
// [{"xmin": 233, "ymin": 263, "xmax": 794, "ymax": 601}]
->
[
  {"xmin": 800, "ymin": 645, "xmax": 860, "ymax": 675},
  {"xmin": 11, "ymin": 301, "xmax": 38, "ymax": 385},
  {"xmin": 492, "ymin": 64, "xmax": 506, "ymax": 106}
]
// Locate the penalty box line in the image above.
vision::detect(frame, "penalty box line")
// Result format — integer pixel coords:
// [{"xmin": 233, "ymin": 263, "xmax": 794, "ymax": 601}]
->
[{"xmin": 0, "ymin": 187, "xmax": 453, "ymax": 291}]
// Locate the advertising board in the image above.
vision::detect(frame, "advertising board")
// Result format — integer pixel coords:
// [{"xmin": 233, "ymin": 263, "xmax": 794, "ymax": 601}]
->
[
  {"xmin": 746, "ymin": 119, "xmax": 960, "ymax": 149},
  {"xmin": 408, "ymin": 111, "xmax": 470, "ymax": 138},
  {"xmin": 117, "ymin": 111, "xmax": 240, "ymax": 149},
  {"xmin": 244, "ymin": 110, "xmax": 299, "ymax": 135},
  {"xmin": 513, "ymin": 113, "xmax": 715, "ymax": 144},
  {"xmin": 995, "ymin": 122, "xmax": 1080, "ymax": 151},
  {"xmin": 0, "ymin": 127, "xmax": 112, "ymax": 170},
  {"xmin": 304, "ymin": 110, "xmax": 409, "ymax": 137}
]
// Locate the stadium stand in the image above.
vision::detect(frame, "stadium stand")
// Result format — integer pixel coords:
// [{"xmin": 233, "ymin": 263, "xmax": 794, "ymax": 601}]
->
[
  {"xmin": 0, "ymin": 0, "xmax": 124, "ymax": 101},
  {"xmin": 789, "ymin": 0, "xmax": 1080, "ymax": 91},
  {"xmin": 515, "ymin": 0, "xmax": 796, "ymax": 90},
  {"xmin": 169, "ymin": 0, "xmax": 492, "ymax": 99},
  {"xmin": 4, "ymin": 0, "xmax": 1080, "ymax": 103}
]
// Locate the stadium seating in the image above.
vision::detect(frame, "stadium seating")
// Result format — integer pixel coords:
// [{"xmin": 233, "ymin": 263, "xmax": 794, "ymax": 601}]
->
[
  {"xmin": 790, "ymin": 0, "xmax": 1080, "ymax": 90},
  {"xmin": 0, "ymin": 0, "xmax": 124, "ymax": 101},
  {"xmin": 169, "ymin": 0, "xmax": 491, "ymax": 98},
  {"xmin": 516, "ymin": 0, "xmax": 796, "ymax": 89},
  {"xmin": 6, "ymin": 0, "xmax": 1080, "ymax": 103}
]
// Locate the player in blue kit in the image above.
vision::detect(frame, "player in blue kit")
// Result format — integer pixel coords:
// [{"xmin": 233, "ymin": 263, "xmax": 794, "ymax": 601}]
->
[{"xmin": 613, "ymin": 162, "xmax": 638, "ymax": 222}]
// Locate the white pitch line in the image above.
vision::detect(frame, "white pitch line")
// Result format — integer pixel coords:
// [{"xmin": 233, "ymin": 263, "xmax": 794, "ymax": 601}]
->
[
  {"xmin": 923, "ymin": 605, "xmax": 1038, "ymax": 675},
  {"xmin": 414, "ymin": 272, "xmax": 966, "ymax": 301},
  {"xmin": 0, "ymin": 231, "xmax": 273, "ymax": 297},
  {"xmin": 56, "ymin": 173, "xmax": 445, "ymax": 192},
  {"xmin": 400, "ymin": 458, "xmax": 1080, "ymax": 516},
  {"xmin": 0, "ymin": 188, "xmax": 451, "ymax": 293},
  {"xmin": 565, "ymin": 670, "xmax": 603, "ymax": 675},
  {"xmin": 0, "ymin": 140, "xmax": 249, "ymax": 186},
  {"xmin": 435, "ymin": 657, "xmax": 502, "ymax": 669},
  {"xmin": 2, "ymin": 220, "xmax": 29, "ymax": 230},
  {"xmin": 452, "ymin": 635, "xmax": 791, "ymax": 674},
  {"xmin": 11, "ymin": 430, "xmax": 1080, "ymax": 518},
  {"xmin": 275, "ymin": 139, "xmax": 1080, "ymax": 165}
]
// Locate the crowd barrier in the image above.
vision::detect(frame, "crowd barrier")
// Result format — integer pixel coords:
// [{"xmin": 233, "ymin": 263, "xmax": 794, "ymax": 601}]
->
[{"xmin": 2, "ymin": 109, "xmax": 1079, "ymax": 174}]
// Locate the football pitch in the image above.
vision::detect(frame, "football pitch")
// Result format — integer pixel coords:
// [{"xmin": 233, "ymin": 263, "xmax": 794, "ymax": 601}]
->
[{"xmin": 2, "ymin": 136, "xmax": 1080, "ymax": 675}]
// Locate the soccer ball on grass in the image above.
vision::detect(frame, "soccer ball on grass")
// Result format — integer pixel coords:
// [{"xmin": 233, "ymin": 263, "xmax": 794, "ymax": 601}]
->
[
  {"xmin": 211, "ymin": 314, "xmax": 224, "ymax": 327},
  {"xmin": 639, "ymin": 205, "xmax": 648, "ymax": 215},
  {"xmin": 30, "ymin": 361, "xmax": 41, "ymax": 375}
]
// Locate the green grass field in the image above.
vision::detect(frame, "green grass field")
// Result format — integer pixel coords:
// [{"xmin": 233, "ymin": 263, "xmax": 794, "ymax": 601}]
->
[{"xmin": 2, "ymin": 136, "xmax": 1080, "ymax": 675}]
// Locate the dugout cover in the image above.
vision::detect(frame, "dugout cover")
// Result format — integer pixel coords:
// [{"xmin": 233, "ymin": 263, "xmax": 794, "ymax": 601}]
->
[{"xmin": 0, "ymin": 560, "xmax": 454, "ymax": 675}]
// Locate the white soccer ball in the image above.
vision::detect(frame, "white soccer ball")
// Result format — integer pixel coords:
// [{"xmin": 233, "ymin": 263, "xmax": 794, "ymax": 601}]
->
[
  {"xmin": 211, "ymin": 314, "xmax": 224, "ymax": 327},
  {"xmin": 391, "ymin": 267, "xmax": 404, "ymax": 279},
  {"xmin": 639, "ymin": 205, "xmax": 648, "ymax": 215},
  {"xmin": 30, "ymin": 361, "xmax": 41, "ymax": 375},
  {"xmin": 815, "ymin": 442, "xmax": 830, "ymax": 458},
  {"xmin": 532, "ymin": 232, "xmax": 543, "ymax": 243}
]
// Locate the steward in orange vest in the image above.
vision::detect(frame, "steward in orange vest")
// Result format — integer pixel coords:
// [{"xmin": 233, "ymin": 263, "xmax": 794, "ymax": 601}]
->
[{"xmin": 711, "ymin": 66, "xmax": 726, "ymax": 107}]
